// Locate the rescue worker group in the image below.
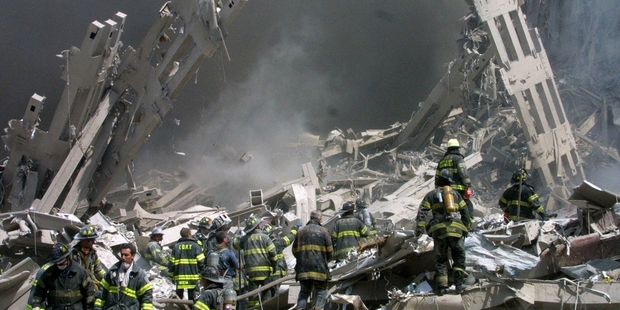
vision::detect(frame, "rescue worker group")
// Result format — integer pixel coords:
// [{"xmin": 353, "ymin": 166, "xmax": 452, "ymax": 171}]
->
[{"xmin": 26, "ymin": 139, "xmax": 549, "ymax": 310}]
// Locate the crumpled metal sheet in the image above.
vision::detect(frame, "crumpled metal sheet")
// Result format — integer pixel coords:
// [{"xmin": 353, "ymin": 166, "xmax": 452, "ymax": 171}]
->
[
  {"xmin": 466, "ymin": 234, "xmax": 539, "ymax": 278},
  {"xmin": 330, "ymin": 293, "xmax": 369, "ymax": 310}
]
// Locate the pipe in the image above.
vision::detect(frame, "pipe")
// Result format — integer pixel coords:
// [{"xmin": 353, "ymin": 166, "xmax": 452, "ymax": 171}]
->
[{"xmin": 236, "ymin": 275, "xmax": 295, "ymax": 300}]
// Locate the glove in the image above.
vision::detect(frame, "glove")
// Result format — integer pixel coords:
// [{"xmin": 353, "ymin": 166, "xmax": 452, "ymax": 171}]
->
[
  {"xmin": 503, "ymin": 212, "xmax": 510, "ymax": 223},
  {"xmin": 464, "ymin": 188, "xmax": 473, "ymax": 199},
  {"xmin": 539, "ymin": 212, "xmax": 549, "ymax": 221},
  {"xmin": 294, "ymin": 221, "xmax": 302, "ymax": 230}
]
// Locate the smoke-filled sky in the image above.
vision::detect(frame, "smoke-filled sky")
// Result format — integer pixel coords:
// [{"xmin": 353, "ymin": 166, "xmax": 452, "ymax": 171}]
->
[{"xmin": 0, "ymin": 1, "xmax": 470, "ymax": 206}]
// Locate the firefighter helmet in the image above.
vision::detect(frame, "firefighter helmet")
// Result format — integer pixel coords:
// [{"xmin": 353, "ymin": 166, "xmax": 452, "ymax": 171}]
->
[
  {"xmin": 355, "ymin": 198, "xmax": 368, "ymax": 209},
  {"xmin": 49, "ymin": 243, "xmax": 71, "ymax": 263},
  {"xmin": 74, "ymin": 225, "xmax": 100, "ymax": 240},
  {"xmin": 212, "ymin": 217, "xmax": 227, "ymax": 231},
  {"xmin": 436, "ymin": 169, "xmax": 454, "ymax": 184},
  {"xmin": 244, "ymin": 214, "xmax": 262, "ymax": 233},
  {"xmin": 340, "ymin": 201, "xmax": 355, "ymax": 213},
  {"xmin": 511, "ymin": 168, "xmax": 529, "ymax": 184},
  {"xmin": 200, "ymin": 266, "xmax": 227, "ymax": 283},
  {"xmin": 150, "ymin": 226, "xmax": 165, "ymax": 237},
  {"xmin": 447, "ymin": 139, "xmax": 460, "ymax": 148},
  {"xmin": 198, "ymin": 217, "xmax": 212, "ymax": 228},
  {"xmin": 262, "ymin": 223, "xmax": 274, "ymax": 236}
]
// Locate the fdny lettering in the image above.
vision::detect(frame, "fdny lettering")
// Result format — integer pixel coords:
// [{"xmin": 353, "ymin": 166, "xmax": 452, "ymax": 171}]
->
[{"xmin": 179, "ymin": 244, "xmax": 193, "ymax": 250}]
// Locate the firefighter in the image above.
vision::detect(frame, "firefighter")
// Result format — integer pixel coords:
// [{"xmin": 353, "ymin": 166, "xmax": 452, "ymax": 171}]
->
[
  {"xmin": 436, "ymin": 138, "xmax": 475, "ymax": 222},
  {"xmin": 204, "ymin": 216, "xmax": 231, "ymax": 253},
  {"xmin": 71, "ymin": 225, "xmax": 106, "ymax": 289},
  {"xmin": 94, "ymin": 243, "xmax": 153, "ymax": 310},
  {"xmin": 354, "ymin": 198, "xmax": 377, "ymax": 238},
  {"xmin": 499, "ymin": 168, "xmax": 548, "ymax": 222},
  {"xmin": 194, "ymin": 216, "xmax": 212, "ymax": 253},
  {"xmin": 232, "ymin": 214, "xmax": 277, "ymax": 307},
  {"xmin": 263, "ymin": 220, "xmax": 302, "ymax": 296},
  {"xmin": 169, "ymin": 227, "xmax": 205, "ymax": 301},
  {"xmin": 415, "ymin": 169, "xmax": 471, "ymax": 295},
  {"xmin": 194, "ymin": 266, "xmax": 236, "ymax": 310},
  {"xmin": 292, "ymin": 210, "xmax": 332, "ymax": 310},
  {"xmin": 145, "ymin": 226, "xmax": 170, "ymax": 276},
  {"xmin": 331, "ymin": 201, "xmax": 368, "ymax": 262},
  {"xmin": 28, "ymin": 243, "xmax": 95, "ymax": 310}
]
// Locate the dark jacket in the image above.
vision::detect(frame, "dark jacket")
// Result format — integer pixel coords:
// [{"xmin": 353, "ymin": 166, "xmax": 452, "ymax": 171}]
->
[
  {"xmin": 208, "ymin": 244, "xmax": 239, "ymax": 279},
  {"xmin": 70, "ymin": 246, "xmax": 106, "ymax": 282},
  {"xmin": 436, "ymin": 149, "xmax": 471, "ymax": 191},
  {"xmin": 499, "ymin": 183, "xmax": 543, "ymax": 220},
  {"xmin": 293, "ymin": 219, "xmax": 333, "ymax": 281},
  {"xmin": 169, "ymin": 237, "xmax": 206, "ymax": 290},
  {"xmin": 193, "ymin": 283, "xmax": 223, "ymax": 310},
  {"xmin": 95, "ymin": 261, "xmax": 153, "ymax": 310},
  {"xmin": 270, "ymin": 227, "xmax": 297, "ymax": 277},
  {"xmin": 330, "ymin": 214, "xmax": 368, "ymax": 260},
  {"xmin": 233, "ymin": 230, "xmax": 277, "ymax": 282},
  {"xmin": 416, "ymin": 186, "xmax": 470, "ymax": 239},
  {"xmin": 28, "ymin": 261, "xmax": 95, "ymax": 310}
]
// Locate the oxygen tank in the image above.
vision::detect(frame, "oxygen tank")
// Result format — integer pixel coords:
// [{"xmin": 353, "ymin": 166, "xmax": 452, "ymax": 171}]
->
[
  {"xmin": 207, "ymin": 251, "xmax": 220, "ymax": 268},
  {"xmin": 223, "ymin": 280, "xmax": 237, "ymax": 310},
  {"xmin": 442, "ymin": 186, "xmax": 456, "ymax": 214}
]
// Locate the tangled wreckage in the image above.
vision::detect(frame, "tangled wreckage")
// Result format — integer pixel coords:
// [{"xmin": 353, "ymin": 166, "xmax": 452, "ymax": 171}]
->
[{"xmin": 2, "ymin": 0, "xmax": 620, "ymax": 309}]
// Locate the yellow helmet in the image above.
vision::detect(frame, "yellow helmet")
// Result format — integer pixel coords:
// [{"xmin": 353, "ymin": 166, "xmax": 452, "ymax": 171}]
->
[{"xmin": 447, "ymin": 139, "xmax": 460, "ymax": 148}]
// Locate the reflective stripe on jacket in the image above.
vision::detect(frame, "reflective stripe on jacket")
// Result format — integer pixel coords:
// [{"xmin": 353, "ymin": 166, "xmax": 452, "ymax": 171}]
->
[
  {"xmin": 27, "ymin": 261, "xmax": 95, "ymax": 310},
  {"xmin": 233, "ymin": 230, "xmax": 277, "ymax": 282},
  {"xmin": 331, "ymin": 215, "xmax": 368, "ymax": 260},
  {"xmin": 416, "ymin": 187, "xmax": 470, "ymax": 239},
  {"xmin": 168, "ymin": 237, "xmax": 206, "ymax": 289},
  {"xmin": 499, "ymin": 183, "xmax": 543, "ymax": 220},
  {"xmin": 293, "ymin": 219, "xmax": 332, "ymax": 281},
  {"xmin": 94, "ymin": 262, "xmax": 153, "ymax": 310}
]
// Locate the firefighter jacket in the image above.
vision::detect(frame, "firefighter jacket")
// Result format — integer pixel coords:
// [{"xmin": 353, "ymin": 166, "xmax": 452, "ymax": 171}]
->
[
  {"xmin": 416, "ymin": 187, "xmax": 471, "ymax": 240},
  {"xmin": 27, "ymin": 261, "xmax": 95, "ymax": 310},
  {"xmin": 499, "ymin": 183, "xmax": 543, "ymax": 221},
  {"xmin": 435, "ymin": 149, "xmax": 471, "ymax": 191},
  {"xmin": 168, "ymin": 237, "xmax": 206, "ymax": 290},
  {"xmin": 71, "ymin": 246, "xmax": 106, "ymax": 282},
  {"xmin": 194, "ymin": 229, "xmax": 210, "ymax": 254},
  {"xmin": 94, "ymin": 262, "xmax": 153, "ymax": 310},
  {"xmin": 233, "ymin": 230, "xmax": 277, "ymax": 282},
  {"xmin": 209, "ymin": 244, "xmax": 239, "ymax": 279},
  {"xmin": 292, "ymin": 219, "xmax": 333, "ymax": 281},
  {"xmin": 194, "ymin": 283, "xmax": 223, "ymax": 310},
  {"xmin": 354, "ymin": 208, "xmax": 377, "ymax": 236},
  {"xmin": 331, "ymin": 214, "xmax": 368, "ymax": 260},
  {"xmin": 145, "ymin": 239, "xmax": 169, "ymax": 271},
  {"xmin": 270, "ymin": 228, "xmax": 298, "ymax": 277}
]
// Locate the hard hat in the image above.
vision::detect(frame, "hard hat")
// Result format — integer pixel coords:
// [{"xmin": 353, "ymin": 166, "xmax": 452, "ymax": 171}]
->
[
  {"xmin": 212, "ymin": 217, "xmax": 227, "ymax": 231},
  {"xmin": 511, "ymin": 168, "xmax": 529, "ymax": 184},
  {"xmin": 262, "ymin": 224, "xmax": 274, "ymax": 236},
  {"xmin": 447, "ymin": 139, "xmax": 460, "ymax": 148},
  {"xmin": 49, "ymin": 243, "xmax": 71, "ymax": 263},
  {"xmin": 437, "ymin": 169, "xmax": 454, "ymax": 184},
  {"xmin": 355, "ymin": 198, "xmax": 368, "ymax": 209},
  {"xmin": 244, "ymin": 214, "xmax": 262, "ymax": 233},
  {"xmin": 74, "ymin": 225, "xmax": 100, "ymax": 240},
  {"xmin": 340, "ymin": 201, "xmax": 355, "ymax": 213},
  {"xmin": 200, "ymin": 266, "xmax": 227, "ymax": 283},
  {"xmin": 150, "ymin": 226, "xmax": 165, "ymax": 236},
  {"xmin": 198, "ymin": 217, "xmax": 212, "ymax": 228}
]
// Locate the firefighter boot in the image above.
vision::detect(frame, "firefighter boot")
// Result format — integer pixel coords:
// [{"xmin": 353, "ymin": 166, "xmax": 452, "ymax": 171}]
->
[{"xmin": 454, "ymin": 271, "xmax": 464, "ymax": 294}]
